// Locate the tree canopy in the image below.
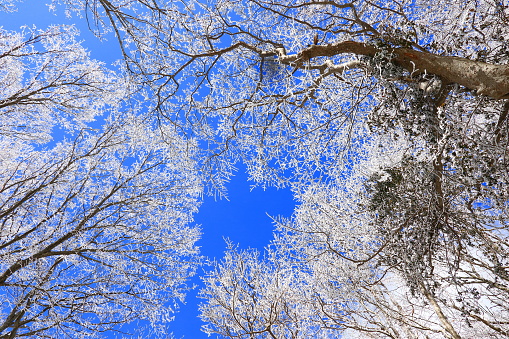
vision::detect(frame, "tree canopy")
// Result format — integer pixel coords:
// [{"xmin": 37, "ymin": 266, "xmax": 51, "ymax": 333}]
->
[
  {"xmin": 0, "ymin": 24, "xmax": 201, "ymax": 338},
  {"xmin": 1, "ymin": 0, "xmax": 509, "ymax": 337}
]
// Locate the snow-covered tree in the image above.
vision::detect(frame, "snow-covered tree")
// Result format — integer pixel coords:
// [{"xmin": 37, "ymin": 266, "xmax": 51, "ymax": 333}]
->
[
  {"xmin": 0, "ymin": 25, "xmax": 202, "ymax": 338},
  {"xmin": 3, "ymin": 0, "xmax": 509, "ymax": 337},
  {"xmin": 50, "ymin": 0, "xmax": 509, "ymax": 159},
  {"xmin": 178, "ymin": 0, "xmax": 509, "ymax": 336},
  {"xmin": 200, "ymin": 140, "xmax": 509, "ymax": 337},
  {"xmin": 0, "ymin": 25, "xmax": 119, "ymax": 142}
]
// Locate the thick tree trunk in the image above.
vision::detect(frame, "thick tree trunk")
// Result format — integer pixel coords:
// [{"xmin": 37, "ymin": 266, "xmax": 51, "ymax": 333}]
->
[
  {"xmin": 277, "ymin": 41, "xmax": 509, "ymax": 100},
  {"xmin": 393, "ymin": 48, "xmax": 509, "ymax": 99}
]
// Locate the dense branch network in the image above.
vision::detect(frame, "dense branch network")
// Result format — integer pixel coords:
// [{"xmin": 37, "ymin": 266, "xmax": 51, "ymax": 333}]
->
[
  {"xmin": 2, "ymin": 0, "xmax": 509, "ymax": 338},
  {"xmin": 0, "ymin": 23, "xmax": 201, "ymax": 338}
]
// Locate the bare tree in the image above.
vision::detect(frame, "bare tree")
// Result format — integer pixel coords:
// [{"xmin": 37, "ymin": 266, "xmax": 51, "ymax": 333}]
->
[
  {"xmin": 4, "ymin": 0, "xmax": 509, "ymax": 337},
  {"xmin": 0, "ymin": 25, "xmax": 201, "ymax": 338},
  {"xmin": 51, "ymin": 0, "xmax": 509, "ymax": 188},
  {"xmin": 0, "ymin": 25, "xmax": 121, "ymax": 142}
]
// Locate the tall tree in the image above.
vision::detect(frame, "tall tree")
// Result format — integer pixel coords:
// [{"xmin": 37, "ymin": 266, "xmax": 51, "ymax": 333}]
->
[
  {"xmin": 200, "ymin": 139, "xmax": 509, "ymax": 337},
  {"xmin": 142, "ymin": 0, "xmax": 509, "ymax": 337},
  {"xmin": 53, "ymin": 0, "xmax": 509, "ymax": 187},
  {"xmin": 4, "ymin": 0, "xmax": 509, "ymax": 337},
  {"xmin": 0, "ymin": 25, "xmax": 201, "ymax": 338}
]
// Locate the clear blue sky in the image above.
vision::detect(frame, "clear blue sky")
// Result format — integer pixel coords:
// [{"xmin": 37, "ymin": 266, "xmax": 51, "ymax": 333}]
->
[
  {"xmin": 175, "ymin": 164, "xmax": 294, "ymax": 338},
  {"xmin": 0, "ymin": 3, "xmax": 295, "ymax": 338}
]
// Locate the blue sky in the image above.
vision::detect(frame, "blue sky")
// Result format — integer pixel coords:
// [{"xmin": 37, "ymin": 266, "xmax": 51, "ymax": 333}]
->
[
  {"xmin": 0, "ymin": 3, "xmax": 296, "ymax": 338},
  {"xmin": 176, "ymin": 163, "xmax": 294, "ymax": 338}
]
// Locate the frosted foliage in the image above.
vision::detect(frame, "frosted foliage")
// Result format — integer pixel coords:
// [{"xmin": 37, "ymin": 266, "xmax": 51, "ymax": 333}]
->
[
  {"xmin": 199, "ymin": 245, "xmax": 338, "ymax": 338},
  {"xmin": 0, "ymin": 119, "xmax": 202, "ymax": 337},
  {"xmin": 0, "ymin": 22, "xmax": 202, "ymax": 338},
  {"xmin": 0, "ymin": 0, "xmax": 18, "ymax": 12},
  {"xmin": 44, "ymin": 0, "xmax": 509, "ymax": 189},
  {"xmin": 0, "ymin": 26, "xmax": 121, "ymax": 143},
  {"xmin": 201, "ymin": 139, "xmax": 509, "ymax": 337},
  {"xmin": 3, "ymin": 0, "xmax": 509, "ymax": 338},
  {"xmin": 287, "ymin": 166, "xmax": 509, "ymax": 338}
]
